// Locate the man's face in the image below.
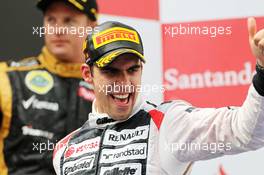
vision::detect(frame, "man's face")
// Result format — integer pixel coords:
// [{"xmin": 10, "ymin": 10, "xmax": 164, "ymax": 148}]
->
[
  {"xmin": 44, "ymin": 1, "xmax": 96, "ymax": 63},
  {"xmin": 83, "ymin": 54, "xmax": 142, "ymax": 120}
]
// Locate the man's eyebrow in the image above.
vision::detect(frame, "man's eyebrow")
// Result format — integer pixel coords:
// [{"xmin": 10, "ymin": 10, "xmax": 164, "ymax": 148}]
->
[
  {"xmin": 128, "ymin": 64, "xmax": 141, "ymax": 70},
  {"xmin": 100, "ymin": 66, "xmax": 119, "ymax": 71},
  {"xmin": 101, "ymin": 64, "xmax": 141, "ymax": 71}
]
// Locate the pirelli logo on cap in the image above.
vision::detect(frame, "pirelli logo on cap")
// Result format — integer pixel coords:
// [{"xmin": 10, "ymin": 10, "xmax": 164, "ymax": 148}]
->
[{"xmin": 93, "ymin": 27, "xmax": 140, "ymax": 49}]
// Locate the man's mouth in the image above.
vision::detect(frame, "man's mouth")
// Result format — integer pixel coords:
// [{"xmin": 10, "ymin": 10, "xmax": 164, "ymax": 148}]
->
[
  {"xmin": 52, "ymin": 39, "xmax": 69, "ymax": 46},
  {"xmin": 110, "ymin": 93, "xmax": 131, "ymax": 106}
]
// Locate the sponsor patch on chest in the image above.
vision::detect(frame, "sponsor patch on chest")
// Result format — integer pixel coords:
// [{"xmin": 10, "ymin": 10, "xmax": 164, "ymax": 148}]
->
[
  {"xmin": 100, "ymin": 163, "xmax": 142, "ymax": 175},
  {"xmin": 100, "ymin": 143, "xmax": 147, "ymax": 164},
  {"xmin": 63, "ymin": 155, "xmax": 95, "ymax": 175},
  {"xmin": 64, "ymin": 137, "xmax": 100, "ymax": 160},
  {"xmin": 103, "ymin": 126, "xmax": 149, "ymax": 146}
]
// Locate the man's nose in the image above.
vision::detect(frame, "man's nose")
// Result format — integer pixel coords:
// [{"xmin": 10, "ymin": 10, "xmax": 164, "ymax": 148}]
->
[
  {"xmin": 116, "ymin": 72, "xmax": 130, "ymax": 85},
  {"xmin": 54, "ymin": 21, "xmax": 67, "ymax": 36}
]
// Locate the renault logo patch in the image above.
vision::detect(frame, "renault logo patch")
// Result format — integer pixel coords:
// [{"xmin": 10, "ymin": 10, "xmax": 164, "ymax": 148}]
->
[{"xmin": 25, "ymin": 70, "xmax": 54, "ymax": 95}]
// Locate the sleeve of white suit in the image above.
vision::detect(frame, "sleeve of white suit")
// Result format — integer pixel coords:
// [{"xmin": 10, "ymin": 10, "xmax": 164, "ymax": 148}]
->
[{"xmin": 159, "ymin": 83, "xmax": 264, "ymax": 162}]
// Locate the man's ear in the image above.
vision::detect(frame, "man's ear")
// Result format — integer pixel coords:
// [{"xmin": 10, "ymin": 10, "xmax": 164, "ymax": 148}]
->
[
  {"xmin": 87, "ymin": 19, "xmax": 97, "ymax": 28},
  {"xmin": 81, "ymin": 64, "xmax": 93, "ymax": 83},
  {"xmin": 90, "ymin": 21, "xmax": 97, "ymax": 28}
]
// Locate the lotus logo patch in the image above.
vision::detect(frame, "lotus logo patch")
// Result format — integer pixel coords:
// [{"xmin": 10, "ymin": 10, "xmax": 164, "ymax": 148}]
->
[{"xmin": 25, "ymin": 70, "xmax": 54, "ymax": 95}]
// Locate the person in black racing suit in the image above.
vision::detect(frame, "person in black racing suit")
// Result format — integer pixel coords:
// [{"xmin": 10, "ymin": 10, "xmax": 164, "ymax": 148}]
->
[{"xmin": 0, "ymin": 0, "xmax": 98, "ymax": 174}]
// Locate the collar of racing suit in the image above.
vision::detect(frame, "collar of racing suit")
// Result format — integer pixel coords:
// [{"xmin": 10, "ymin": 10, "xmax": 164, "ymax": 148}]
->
[
  {"xmin": 38, "ymin": 47, "xmax": 83, "ymax": 78},
  {"xmin": 88, "ymin": 94, "xmax": 144, "ymax": 128}
]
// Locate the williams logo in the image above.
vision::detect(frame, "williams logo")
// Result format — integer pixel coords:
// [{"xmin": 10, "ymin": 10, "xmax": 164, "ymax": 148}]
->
[
  {"xmin": 25, "ymin": 70, "xmax": 54, "ymax": 94},
  {"xmin": 100, "ymin": 163, "xmax": 142, "ymax": 175}
]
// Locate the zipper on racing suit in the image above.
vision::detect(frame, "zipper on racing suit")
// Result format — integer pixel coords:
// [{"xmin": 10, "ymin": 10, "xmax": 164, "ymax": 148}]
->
[{"xmin": 94, "ymin": 124, "xmax": 109, "ymax": 175}]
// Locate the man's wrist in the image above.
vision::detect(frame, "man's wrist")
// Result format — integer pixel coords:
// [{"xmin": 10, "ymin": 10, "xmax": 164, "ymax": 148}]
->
[
  {"xmin": 253, "ymin": 63, "xmax": 264, "ymax": 96},
  {"xmin": 257, "ymin": 61, "xmax": 264, "ymax": 70}
]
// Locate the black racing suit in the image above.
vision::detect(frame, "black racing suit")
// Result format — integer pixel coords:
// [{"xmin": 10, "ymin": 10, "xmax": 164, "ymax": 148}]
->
[{"xmin": 0, "ymin": 47, "xmax": 94, "ymax": 175}]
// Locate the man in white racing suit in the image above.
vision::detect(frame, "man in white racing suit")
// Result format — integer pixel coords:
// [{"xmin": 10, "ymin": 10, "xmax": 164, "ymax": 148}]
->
[{"xmin": 53, "ymin": 18, "xmax": 264, "ymax": 175}]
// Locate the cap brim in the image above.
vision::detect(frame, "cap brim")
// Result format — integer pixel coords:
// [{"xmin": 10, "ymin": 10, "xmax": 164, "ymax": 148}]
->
[
  {"xmin": 95, "ymin": 49, "xmax": 145, "ymax": 68},
  {"xmin": 37, "ymin": 0, "xmax": 84, "ymax": 12}
]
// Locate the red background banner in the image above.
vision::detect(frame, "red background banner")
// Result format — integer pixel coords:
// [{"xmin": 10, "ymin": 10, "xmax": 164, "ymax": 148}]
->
[
  {"xmin": 163, "ymin": 17, "xmax": 264, "ymax": 107},
  {"xmin": 97, "ymin": 0, "xmax": 159, "ymax": 20}
]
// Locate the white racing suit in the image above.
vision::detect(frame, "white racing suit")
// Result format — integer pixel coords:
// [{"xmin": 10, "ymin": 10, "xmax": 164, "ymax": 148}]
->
[{"xmin": 53, "ymin": 70, "xmax": 264, "ymax": 175}]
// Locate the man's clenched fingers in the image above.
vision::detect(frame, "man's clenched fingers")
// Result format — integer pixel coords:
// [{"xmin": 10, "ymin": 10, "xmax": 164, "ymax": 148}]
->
[
  {"xmin": 254, "ymin": 31, "xmax": 264, "ymax": 48},
  {"xmin": 248, "ymin": 17, "xmax": 257, "ymax": 40}
]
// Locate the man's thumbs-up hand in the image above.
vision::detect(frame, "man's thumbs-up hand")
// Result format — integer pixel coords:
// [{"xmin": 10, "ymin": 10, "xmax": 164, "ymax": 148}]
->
[{"xmin": 248, "ymin": 17, "xmax": 264, "ymax": 67}]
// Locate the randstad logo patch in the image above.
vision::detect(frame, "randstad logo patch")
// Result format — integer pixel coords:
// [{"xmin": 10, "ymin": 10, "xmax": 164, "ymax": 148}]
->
[
  {"xmin": 93, "ymin": 27, "xmax": 140, "ymax": 49},
  {"xmin": 25, "ymin": 70, "xmax": 54, "ymax": 95}
]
